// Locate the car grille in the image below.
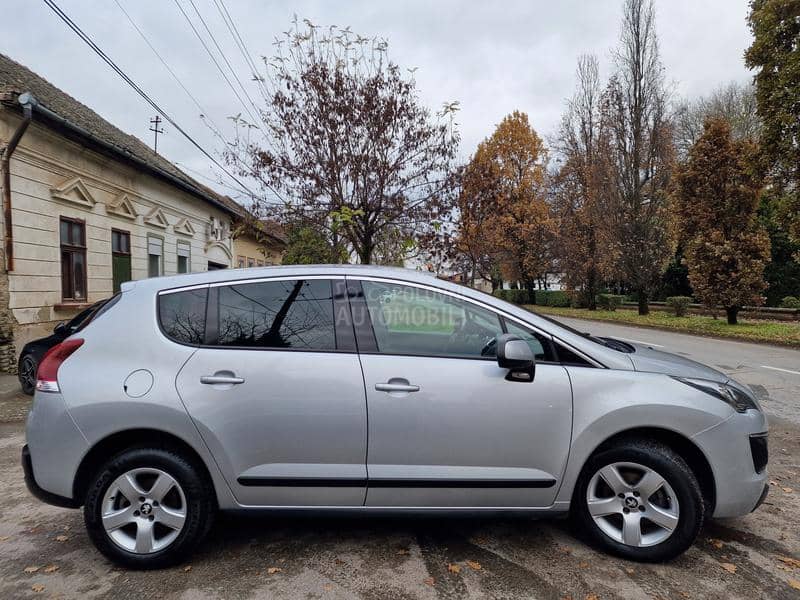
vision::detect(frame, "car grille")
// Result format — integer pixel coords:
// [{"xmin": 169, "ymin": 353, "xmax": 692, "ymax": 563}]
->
[{"xmin": 749, "ymin": 433, "xmax": 768, "ymax": 473}]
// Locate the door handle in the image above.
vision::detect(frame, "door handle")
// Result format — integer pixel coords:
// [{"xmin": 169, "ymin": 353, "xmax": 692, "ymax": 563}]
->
[
  {"xmin": 200, "ymin": 374, "xmax": 245, "ymax": 385},
  {"xmin": 375, "ymin": 382, "xmax": 420, "ymax": 393}
]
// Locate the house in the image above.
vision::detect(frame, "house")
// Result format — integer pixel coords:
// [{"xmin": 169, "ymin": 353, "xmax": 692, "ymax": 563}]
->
[
  {"xmin": 0, "ymin": 53, "xmax": 248, "ymax": 372},
  {"xmin": 233, "ymin": 218, "xmax": 286, "ymax": 268}
]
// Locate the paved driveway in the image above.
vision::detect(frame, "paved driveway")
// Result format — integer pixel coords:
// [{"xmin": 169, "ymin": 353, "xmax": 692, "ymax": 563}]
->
[{"xmin": 1, "ymin": 324, "xmax": 799, "ymax": 599}]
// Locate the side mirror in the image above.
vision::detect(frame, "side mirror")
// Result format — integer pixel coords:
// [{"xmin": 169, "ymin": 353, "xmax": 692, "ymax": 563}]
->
[
  {"xmin": 53, "ymin": 322, "xmax": 67, "ymax": 336},
  {"xmin": 496, "ymin": 333, "xmax": 536, "ymax": 382}
]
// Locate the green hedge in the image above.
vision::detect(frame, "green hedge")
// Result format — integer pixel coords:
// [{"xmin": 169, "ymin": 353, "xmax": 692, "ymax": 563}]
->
[
  {"xmin": 597, "ymin": 294, "xmax": 625, "ymax": 311},
  {"xmin": 780, "ymin": 296, "xmax": 800, "ymax": 309},
  {"xmin": 535, "ymin": 290, "xmax": 572, "ymax": 307},
  {"xmin": 666, "ymin": 296, "xmax": 692, "ymax": 317},
  {"xmin": 493, "ymin": 289, "xmax": 532, "ymax": 304}
]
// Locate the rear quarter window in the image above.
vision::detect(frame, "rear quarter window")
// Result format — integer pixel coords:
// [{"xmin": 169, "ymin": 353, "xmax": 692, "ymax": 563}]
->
[{"xmin": 158, "ymin": 288, "xmax": 208, "ymax": 345}]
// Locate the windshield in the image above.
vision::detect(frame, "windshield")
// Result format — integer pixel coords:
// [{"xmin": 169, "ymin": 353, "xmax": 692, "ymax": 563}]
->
[{"xmin": 531, "ymin": 311, "xmax": 635, "ymax": 353}]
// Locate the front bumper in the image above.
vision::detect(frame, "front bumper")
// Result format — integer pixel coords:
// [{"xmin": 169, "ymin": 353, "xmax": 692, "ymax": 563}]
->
[
  {"xmin": 692, "ymin": 409, "xmax": 769, "ymax": 518},
  {"xmin": 21, "ymin": 445, "xmax": 79, "ymax": 508}
]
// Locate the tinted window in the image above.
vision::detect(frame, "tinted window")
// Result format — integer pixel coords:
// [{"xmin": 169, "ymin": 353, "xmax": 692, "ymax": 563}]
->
[
  {"xmin": 504, "ymin": 320, "xmax": 551, "ymax": 362},
  {"xmin": 554, "ymin": 341, "xmax": 594, "ymax": 367},
  {"xmin": 159, "ymin": 288, "xmax": 208, "ymax": 345},
  {"xmin": 217, "ymin": 279, "xmax": 335, "ymax": 350},
  {"xmin": 361, "ymin": 281, "xmax": 502, "ymax": 358}
]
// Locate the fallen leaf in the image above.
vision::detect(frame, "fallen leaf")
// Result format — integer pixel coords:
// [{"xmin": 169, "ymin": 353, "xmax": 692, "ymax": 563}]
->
[
  {"xmin": 769, "ymin": 480, "xmax": 778, "ymax": 486},
  {"xmin": 625, "ymin": 567, "xmax": 635, "ymax": 575},
  {"xmin": 43, "ymin": 565, "xmax": 59, "ymax": 573},
  {"xmin": 720, "ymin": 563, "xmax": 737, "ymax": 574},
  {"xmin": 585, "ymin": 594, "xmax": 599, "ymax": 600},
  {"xmin": 466, "ymin": 560, "xmax": 482, "ymax": 571},
  {"xmin": 31, "ymin": 584, "xmax": 45, "ymax": 593},
  {"xmin": 323, "ymin": 583, "xmax": 333, "ymax": 591},
  {"xmin": 782, "ymin": 487, "xmax": 793, "ymax": 494},
  {"xmin": 423, "ymin": 576, "xmax": 435, "ymax": 587},
  {"xmin": 396, "ymin": 548, "xmax": 410, "ymax": 556},
  {"xmin": 579, "ymin": 561, "xmax": 590, "ymax": 569},
  {"xmin": 447, "ymin": 563, "xmax": 461, "ymax": 574},
  {"xmin": 266, "ymin": 567, "xmax": 282, "ymax": 575},
  {"xmin": 788, "ymin": 579, "xmax": 800, "ymax": 591},
  {"xmin": 23, "ymin": 566, "xmax": 40, "ymax": 573},
  {"xmin": 0, "ymin": 535, "xmax": 10, "ymax": 541},
  {"xmin": 183, "ymin": 565, "xmax": 192, "ymax": 572},
  {"xmin": 55, "ymin": 535, "xmax": 69, "ymax": 542},
  {"xmin": 709, "ymin": 539, "xmax": 724, "ymax": 549},
  {"xmin": 779, "ymin": 556, "xmax": 800, "ymax": 569}
]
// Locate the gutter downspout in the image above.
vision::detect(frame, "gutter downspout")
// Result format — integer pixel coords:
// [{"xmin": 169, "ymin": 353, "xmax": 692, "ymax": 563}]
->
[{"xmin": 1, "ymin": 92, "xmax": 34, "ymax": 272}]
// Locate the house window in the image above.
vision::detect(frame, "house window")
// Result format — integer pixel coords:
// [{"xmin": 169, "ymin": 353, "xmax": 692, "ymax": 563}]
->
[
  {"xmin": 177, "ymin": 240, "xmax": 191, "ymax": 274},
  {"xmin": 247, "ymin": 257, "xmax": 256, "ymax": 268},
  {"xmin": 60, "ymin": 217, "xmax": 87, "ymax": 301},
  {"xmin": 147, "ymin": 235, "xmax": 163, "ymax": 277},
  {"xmin": 236, "ymin": 255, "xmax": 246, "ymax": 269},
  {"xmin": 111, "ymin": 229, "xmax": 131, "ymax": 293}
]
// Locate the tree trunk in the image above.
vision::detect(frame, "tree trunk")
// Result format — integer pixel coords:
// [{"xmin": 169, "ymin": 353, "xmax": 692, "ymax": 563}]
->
[
  {"xmin": 637, "ymin": 290, "xmax": 649, "ymax": 315},
  {"xmin": 587, "ymin": 267, "xmax": 597, "ymax": 311},
  {"xmin": 524, "ymin": 280, "xmax": 536, "ymax": 305},
  {"xmin": 726, "ymin": 306, "xmax": 739, "ymax": 325}
]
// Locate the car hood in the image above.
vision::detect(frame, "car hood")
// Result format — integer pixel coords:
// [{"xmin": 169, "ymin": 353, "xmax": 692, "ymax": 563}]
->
[{"xmin": 617, "ymin": 340, "xmax": 729, "ymax": 383}]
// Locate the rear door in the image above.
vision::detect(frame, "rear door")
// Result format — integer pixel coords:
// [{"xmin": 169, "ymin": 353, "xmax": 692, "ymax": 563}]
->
[
  {"xmin": 351, "ymin": 278, "xmax": 573, "ymax": 508},
  {"xmin": 172, "ymin": 277, "xmax": 368, "ymax": 506}
]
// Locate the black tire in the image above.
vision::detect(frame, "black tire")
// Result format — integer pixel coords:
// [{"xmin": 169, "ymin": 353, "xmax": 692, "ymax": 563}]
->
[
  {"xmin": 18, "ymin": 353, "xmax": 37, "ymax": 396},
  {"xmin": 571, "ymin": 438, "xmax": 704, "ymax": 562},
  {"xmin": 84, "ymin": 447, "xmax": 215, "ymax": 569}
]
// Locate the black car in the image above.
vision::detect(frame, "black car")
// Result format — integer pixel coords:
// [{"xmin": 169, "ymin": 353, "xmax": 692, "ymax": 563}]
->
[{"xmin": 18, "ymin": 300, "xmax": 107, "ymax": 395}]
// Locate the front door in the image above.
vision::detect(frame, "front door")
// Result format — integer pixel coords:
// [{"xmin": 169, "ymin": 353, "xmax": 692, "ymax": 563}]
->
[
  {"xmin": 175, "ymin": 277, "xmax": 367, "ymax": 506},
  {"xmin": 353, "ymin": 279, "xmax": 573, "ymax": 508}
]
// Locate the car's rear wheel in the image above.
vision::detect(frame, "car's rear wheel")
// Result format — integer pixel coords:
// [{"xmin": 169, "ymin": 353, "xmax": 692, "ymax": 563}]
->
[
  {"xmin": 572, "ymin": 439, "xmax": 704, "ymax": 562},
  {"xmin": 18, "ymin": 354, "xmax": 37, "ymax": 395},
  {"xmin": 84, "ymin": 447, "xmax": 214, "ymax": 569}
]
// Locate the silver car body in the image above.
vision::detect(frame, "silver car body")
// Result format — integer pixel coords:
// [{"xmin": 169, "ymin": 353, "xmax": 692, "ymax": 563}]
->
[{"xmin": 25, "ymin": 265, "xmax": 768, "ymax": 518}]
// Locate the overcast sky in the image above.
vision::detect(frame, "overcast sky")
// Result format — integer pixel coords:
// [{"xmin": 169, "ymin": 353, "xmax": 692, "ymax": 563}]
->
[{"xmin": 1, "ymin": 0, "xmax": 754, "ymax": 201}]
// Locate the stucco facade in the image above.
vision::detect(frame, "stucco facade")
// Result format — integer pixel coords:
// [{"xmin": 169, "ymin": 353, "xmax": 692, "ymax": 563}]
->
[
  {"xmin": 233, "ymin": 229, "xmax": 284, "ymax": 268},
  {"xmin": 0, "ymin": 108, "xmax": 238, "ymax": 367}
]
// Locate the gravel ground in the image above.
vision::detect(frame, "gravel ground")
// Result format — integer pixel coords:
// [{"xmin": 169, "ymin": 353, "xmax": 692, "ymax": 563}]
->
[{"xmin": 1, "ymin": 393, "xmax": 799, "ymax": 600}]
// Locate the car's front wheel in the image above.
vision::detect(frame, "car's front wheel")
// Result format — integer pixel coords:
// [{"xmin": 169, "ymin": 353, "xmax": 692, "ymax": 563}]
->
[
  {"xmin": 84, "ymin": 447, "xmax": 215, "ymax": 569},
  {"xmin": 18, "ymin": 353, "xmax": 38, "ymax": 395},
  {"xmin": 572, "ymin": 438, "xmax": 704, "ymax": 562}
]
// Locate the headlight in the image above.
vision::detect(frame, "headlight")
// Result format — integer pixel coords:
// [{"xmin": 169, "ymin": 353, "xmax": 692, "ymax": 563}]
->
[{"xmin": 674, "ymin": 377, "xmax": 760, "ymax": 413}]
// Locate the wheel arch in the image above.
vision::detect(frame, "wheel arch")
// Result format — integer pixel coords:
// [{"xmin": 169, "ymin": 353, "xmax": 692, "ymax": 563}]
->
[
  {"xmin": 576, "ymin": 426, "xmax": 716, "ymax": 514},
  {"xmin": 73, "ymin": 428, "xmax": 216, "ymax": 505}
]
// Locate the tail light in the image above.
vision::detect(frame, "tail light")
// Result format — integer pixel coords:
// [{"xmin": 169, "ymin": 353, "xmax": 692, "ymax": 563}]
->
[{"xmin": 36, "ymin": 338, "xmax": 84, "ymax": 393}]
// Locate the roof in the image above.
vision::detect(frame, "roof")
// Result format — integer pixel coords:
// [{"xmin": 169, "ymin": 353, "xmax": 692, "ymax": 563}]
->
[{"xmin": 0, "ymin": 52, "xmax": 244, "ymax": 218}]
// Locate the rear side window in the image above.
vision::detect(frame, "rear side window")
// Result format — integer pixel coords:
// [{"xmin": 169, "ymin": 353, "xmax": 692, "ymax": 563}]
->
[
  {"xmin": 159, "ymin": 288, "xmax": 208, "ymax": 345},
  {"xmin": 216, "ymin": 279, "xmax": 336, "ymax": 350}
]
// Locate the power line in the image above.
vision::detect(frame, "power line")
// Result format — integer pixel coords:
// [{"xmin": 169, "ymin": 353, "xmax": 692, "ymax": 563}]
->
[
  {"xmin": 42, "ymin": 0, "xmax": 258, "ymax": 198},
  {"xmin": 112, "ymin": 0, "xmax": 223, "ymax": 136},
  {"xmin": 186, "ymin": 0, "xmax": 261, "ymax": 114},
  {"xmin": 212, "ymin": 0, "xmax": 264, "ymax": 91},
  {"xmin": 171, "ymin": 0, "xmax": 260, "ymax": 126}
]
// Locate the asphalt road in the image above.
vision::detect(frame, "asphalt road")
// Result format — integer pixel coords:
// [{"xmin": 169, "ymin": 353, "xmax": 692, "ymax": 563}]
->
[{"xmin": 1, "ymin": 323, "xmax": 799, "ymax": 599}]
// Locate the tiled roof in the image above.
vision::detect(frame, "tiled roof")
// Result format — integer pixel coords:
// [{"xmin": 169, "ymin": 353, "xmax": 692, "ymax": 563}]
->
[{"xmin": 0, "ymin": 52, "xmax": 244, "ymax": 217}]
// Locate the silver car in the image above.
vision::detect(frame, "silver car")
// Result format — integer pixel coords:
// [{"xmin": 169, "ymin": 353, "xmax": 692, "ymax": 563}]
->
[{"xmin": 23, "ymin": 266, "xmax": 769, "ymax": 568}]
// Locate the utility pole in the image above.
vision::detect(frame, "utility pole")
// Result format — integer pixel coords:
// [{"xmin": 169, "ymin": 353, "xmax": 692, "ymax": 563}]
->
[{"xmin": 149, "ymin": 115, "xmax": 164, "ymax": 154}]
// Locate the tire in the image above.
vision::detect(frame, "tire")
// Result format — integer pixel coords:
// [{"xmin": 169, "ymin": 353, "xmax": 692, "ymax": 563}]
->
[
  {"xmin": 83, "ymin": 447, "xmax": 215, "ymax": 569},
  {"xmin": 18, "ymin": 353, "xmax": 37, "ymax": 396},
  {"xmin": 571, "ymin": 438, "xmax": 704, "ymax": 562}
]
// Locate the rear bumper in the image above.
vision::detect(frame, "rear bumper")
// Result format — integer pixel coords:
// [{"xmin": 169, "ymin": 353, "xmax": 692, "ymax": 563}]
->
[{"xmin": 21, "ymin": 445, "xmax": 79, "ymax": 509}]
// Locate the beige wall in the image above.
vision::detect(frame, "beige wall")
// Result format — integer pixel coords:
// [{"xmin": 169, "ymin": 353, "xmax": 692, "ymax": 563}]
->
[
  {"xmin": 0, "ymin": 110, "xmax": 235, "ymax": 356},
  {"xmin": 232, "ymin": 233, "xmax": 283, "ymax": 268}
]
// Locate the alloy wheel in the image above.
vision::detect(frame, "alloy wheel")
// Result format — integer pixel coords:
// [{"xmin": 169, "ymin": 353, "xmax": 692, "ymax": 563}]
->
[
  {"xmin": 19, "ymin": 356, "xmax": 37, "ymax": 393},
  {"xmin": 101, "ymin": 468, "xmax": 187, "ymax": 554},
  {"xmin": 586, "ymin": 461, "xmax": 680, "ymax": 547}
]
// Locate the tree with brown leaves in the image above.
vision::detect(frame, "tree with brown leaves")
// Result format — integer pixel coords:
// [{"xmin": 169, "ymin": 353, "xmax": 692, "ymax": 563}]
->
[
  {"xmin": 462, "ymin": 111, "xmax": 555, "ymax": 297},
  {"xmin": 226, "ymin": 19, "xmax": 460, "ymax": 264},
  {"xmin": 672, "ymin": 118, "xmax": 771, "ymax": 325}
]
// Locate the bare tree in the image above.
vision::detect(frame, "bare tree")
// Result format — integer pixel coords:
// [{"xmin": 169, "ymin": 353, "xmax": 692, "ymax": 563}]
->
[
  {"xmin": 674, "ymin": 82, "xmax": 760, "ymax": 156},
  {"xmin": 226, "ymin": 18, "xmax": 460, "ymax": 264},
  {"xmin": 604, "ymin": 0, "xmax": 675, "ymax": 314}
]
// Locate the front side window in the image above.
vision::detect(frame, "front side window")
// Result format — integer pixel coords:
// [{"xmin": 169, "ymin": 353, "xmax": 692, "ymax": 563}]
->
[
  {"xmin": 60, "ymin": 217, "xmax": 87, "ymax": 301},
  {"xmin": 217, "ymin": 279, "xmax": 336, "ymax": 350},
  {"xmin": 147, "ymin": 235, "xmax": 163, "ymax": 277},
  {"xmin": 504, "ymin": 320, "xmax": 551, "ymax": 362},
  {"xmin": 361, "ymin": 281, "xmax": 502, "ymax": 358},
  {"xmin": 158, "ymin": 288, "xmax": 208, "ymax": 345},
  {"xmin": 177, "ymin": 241, "xmax": 191, "ymax": 274}
]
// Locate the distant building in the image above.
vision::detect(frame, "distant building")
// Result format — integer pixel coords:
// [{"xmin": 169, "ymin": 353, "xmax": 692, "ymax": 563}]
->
[
  {"xmin": 0, "ymin": 53, "xmax": 259, "ymax": 371},
  {"xmin": 233, "ymin": 219, "xmax": 286, "ymax": 268}
]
